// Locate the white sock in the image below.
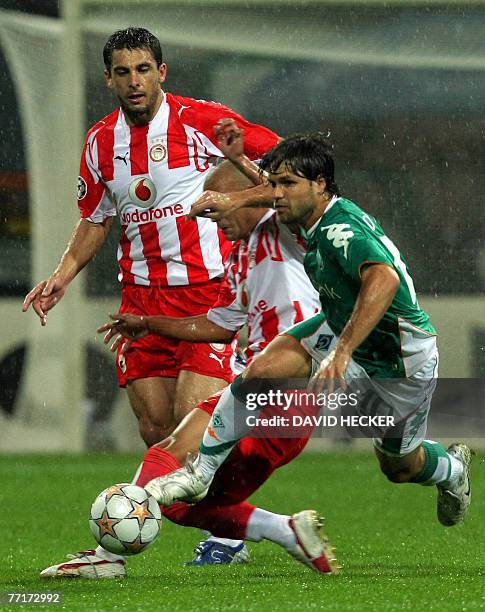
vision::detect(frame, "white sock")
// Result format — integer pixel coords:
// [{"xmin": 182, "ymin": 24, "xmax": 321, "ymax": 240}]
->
[
  {"xmin": 206, "ymin": 536, "xmax": 244, "ymax": 547},
  {"xmin": 95, "ymin": 545, "xmax": 125, "ymax": 562},
  {"xmin": 246, "ymin": 508, "xmax": 296, "ymax": 549},
  {"xmin": 442, "ymin": 453, "xmax": 464, "ymax": 488}
]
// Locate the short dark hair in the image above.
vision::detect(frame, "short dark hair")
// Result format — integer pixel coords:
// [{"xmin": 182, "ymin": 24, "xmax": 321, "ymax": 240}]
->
[
  {"xmin": 260, "ymin": 133, "xmax": 340, "ymax": 196},
  {"xmin": 103, "ymin": 27, "xmax": 163, "ymax": 70}
]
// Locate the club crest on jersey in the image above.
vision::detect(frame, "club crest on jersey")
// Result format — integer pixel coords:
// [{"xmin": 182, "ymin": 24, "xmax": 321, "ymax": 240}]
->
[
  {"xmin": 149, "ymin": 143, "xmax": 167, "ymax": 163},
  {"xmin": 315, "ymin": 333, "xmax": 334, "ymax": 351},
  {"xmin": 128, "ymin": 177, "xmax": 156, "ymax": 208},
  {"xmin": 77, "ymin": 176, "xmax": 87, "ymax": 200}
]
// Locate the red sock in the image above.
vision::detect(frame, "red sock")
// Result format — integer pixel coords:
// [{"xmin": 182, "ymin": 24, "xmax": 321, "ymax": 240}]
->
[
  {"xmin": 165, "ymin": 500, "xmax": 256, "ymax": 540},
  {"xmin": 135, "ymin": 446, "xmax": 182, "ymax": 488}
]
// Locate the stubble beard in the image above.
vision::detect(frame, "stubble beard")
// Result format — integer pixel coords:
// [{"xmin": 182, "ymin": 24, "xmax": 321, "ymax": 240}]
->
[
  {"xmin": 120, "ymin": 89, "xmax": 160, "ymax": 125},
  {"xmin": 277, "ymin": 207, "xmax": 308, "ymax": 228}
]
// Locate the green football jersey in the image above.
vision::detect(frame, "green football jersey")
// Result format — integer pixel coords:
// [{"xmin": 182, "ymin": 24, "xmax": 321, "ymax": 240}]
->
[{"xmin": 302, "ymin": 197, "xmax": 436, "ymax": 378}]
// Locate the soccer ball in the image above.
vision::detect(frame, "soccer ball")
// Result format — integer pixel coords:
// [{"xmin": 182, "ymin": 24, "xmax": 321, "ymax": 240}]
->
[{"xmin": 89, "ymin": 483, "xmax": 162, "ymax": 555}]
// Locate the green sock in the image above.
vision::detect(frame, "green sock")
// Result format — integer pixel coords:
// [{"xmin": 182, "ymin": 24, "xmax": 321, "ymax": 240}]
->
[{"xmin": 411, "ymin": 440, "xmax": 462, "ymax": 486}]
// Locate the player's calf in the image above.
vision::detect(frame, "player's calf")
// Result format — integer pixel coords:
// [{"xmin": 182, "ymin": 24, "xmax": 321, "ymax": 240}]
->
[{"xmin": 376, "ymin": 446, "xmax": 425, "ymax": 483}]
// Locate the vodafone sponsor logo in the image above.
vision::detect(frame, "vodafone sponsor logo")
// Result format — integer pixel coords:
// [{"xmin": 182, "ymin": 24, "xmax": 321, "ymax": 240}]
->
[
  {"xmin": 128, "ymin": 177, "xmax": 157, "ymax": 208},
  {"xmin": 121, "ymin": 203, "xmax": 184, "ymax": 224}
]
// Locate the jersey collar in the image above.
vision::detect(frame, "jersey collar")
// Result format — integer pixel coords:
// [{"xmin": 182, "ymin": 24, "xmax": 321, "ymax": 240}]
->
[{"xmin": 301, "ymin": 195, "xmax": 339, "ymax": 240}]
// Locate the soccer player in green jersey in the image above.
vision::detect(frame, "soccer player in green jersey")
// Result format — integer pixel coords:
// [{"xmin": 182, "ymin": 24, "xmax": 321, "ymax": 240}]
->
[{"xmin": 144, "ymin": 131, "xmax": 472, "ymax": 532}]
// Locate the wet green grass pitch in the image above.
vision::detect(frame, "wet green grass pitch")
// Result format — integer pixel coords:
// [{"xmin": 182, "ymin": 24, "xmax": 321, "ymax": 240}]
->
[{"xmin": 1, "ymin": 451, "xmax": 483, "ymax": 611}]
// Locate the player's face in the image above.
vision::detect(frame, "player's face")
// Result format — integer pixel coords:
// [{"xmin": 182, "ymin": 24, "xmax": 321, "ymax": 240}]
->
[
  {"xmin": 217, "ymin": 208, "xmax": 263, "ymax": 241},
  {"xmin": 105, "ymin": 48, "xmax": 166, "ymax": 126},
  {"xmin": 268, "ymin": 164, "xmax": 325, "ymax": 230},
  {"xmin": 217, "ymin": 215, "xmax": 243, "ymax": 241}
]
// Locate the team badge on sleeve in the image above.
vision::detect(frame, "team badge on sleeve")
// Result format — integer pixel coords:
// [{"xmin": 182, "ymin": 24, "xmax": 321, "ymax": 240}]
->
[{"xmin": 77, "ymin": 176, "xmax": 87, "ymax": 200}]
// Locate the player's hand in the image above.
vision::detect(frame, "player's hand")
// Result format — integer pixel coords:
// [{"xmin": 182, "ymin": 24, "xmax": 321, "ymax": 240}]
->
[
  {"xmin": 97, "ymin": 312, "xmax": 149, "ymax": 352},
  {"xmin": 107, "ymin": 334, "xmax": 134, "ymax": 355},
  {"xmin": 22, "ymin": 276, "xmax": 66, "ymax": 326},
  {"xmin": 187, "ymin": 190, "xmax": 241, "ymax": 221},
  {"xmin": 214, "ymin": 118, "xmax": 244, "ymax": 161},
  {"xmin": 308, "ymin": 348, "xmax": 351, "ymax": 395}
]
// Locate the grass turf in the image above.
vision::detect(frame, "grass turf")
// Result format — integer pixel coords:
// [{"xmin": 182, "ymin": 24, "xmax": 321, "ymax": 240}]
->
[{"xmin": 0, "ymin": 451, "xmax": 483, "ymax": 611}]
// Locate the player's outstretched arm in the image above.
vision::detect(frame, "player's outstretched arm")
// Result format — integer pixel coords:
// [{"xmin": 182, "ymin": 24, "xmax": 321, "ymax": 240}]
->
[
  {"xmin": 310, "ymin": 263, "xmax": 400, "ymax": 393},
  {"xmin": 23, "ymin": 218, "xmax": 112, "ymax": 325},
  {"xmin": 188, "ymin": 184, "xmax": 274, "ymax": 221},
  {"xmin": 98, "ymin": 312, "xmax": 236, "ymax": 354}
]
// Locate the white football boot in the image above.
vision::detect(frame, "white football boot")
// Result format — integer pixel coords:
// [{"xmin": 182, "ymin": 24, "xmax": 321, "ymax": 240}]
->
[
  {"xmin": 286, "ymin": 511, "xmax": 340, "ymax": 574},
  {"xmin": 437, "ymin": 443, "xmax": 473, "ymax": 526},
  {"xmin": 145, "ymin": 454, "xmax": 210, "ymax": 507},
  {"xmin": 40, "ymin": 550, "xmax": 126, "ymax": 579}
]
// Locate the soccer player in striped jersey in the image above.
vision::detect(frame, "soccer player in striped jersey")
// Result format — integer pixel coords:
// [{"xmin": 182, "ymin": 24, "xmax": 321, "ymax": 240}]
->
[
  {"xmin": 23, "ymin": 27, "xmax": 279, "ymax": 447},
  {"xmin": 39, "ymin": 165, "xmax": 338, "ymax": 577}
]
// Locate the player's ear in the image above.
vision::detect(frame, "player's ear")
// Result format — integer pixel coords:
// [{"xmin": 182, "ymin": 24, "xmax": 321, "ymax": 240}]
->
[
  {"xmin": 316, "ymin": 175, "xmax": 327, "ymax": 195},
  {"xmin": 158, "ymin": 63, "xmax": 167, "ymax": 85},
  {"xmin": 104, "ymin": 69, "xmax": 113, "ymax": 89}
]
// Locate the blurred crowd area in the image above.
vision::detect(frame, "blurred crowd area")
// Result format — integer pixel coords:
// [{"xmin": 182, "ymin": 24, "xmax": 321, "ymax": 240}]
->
[{"xmin": 1, "ymin": 15, "xmax": 484, "ymax": 298}]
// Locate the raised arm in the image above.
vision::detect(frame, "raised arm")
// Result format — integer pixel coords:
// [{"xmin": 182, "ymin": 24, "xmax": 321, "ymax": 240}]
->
[{"xmin": 214, "ymin": 118, "xmax": 265, "ymax": 186}]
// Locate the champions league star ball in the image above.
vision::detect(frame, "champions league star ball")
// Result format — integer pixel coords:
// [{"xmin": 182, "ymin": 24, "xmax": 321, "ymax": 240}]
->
[{"xmin": 89, "ymin": 484, "xmax": 162, "ymax": 555}]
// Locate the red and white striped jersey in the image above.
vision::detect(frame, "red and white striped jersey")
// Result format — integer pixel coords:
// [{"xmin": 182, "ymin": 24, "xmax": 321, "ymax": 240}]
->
[
  {"xmin": 207, "ymin": 211, "xmax": 320, "ymax": 362},
  {"xmin": 77, "ymin": 93, "xmax": 279, "ymax": 287}
]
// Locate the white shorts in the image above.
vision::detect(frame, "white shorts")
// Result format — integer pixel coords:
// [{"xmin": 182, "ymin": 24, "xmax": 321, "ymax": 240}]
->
[{"xmin": 285, "ymin": 314, "xmax": 439, "ymax": 456}]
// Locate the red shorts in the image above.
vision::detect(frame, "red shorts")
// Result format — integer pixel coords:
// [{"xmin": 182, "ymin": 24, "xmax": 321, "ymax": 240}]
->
[{"xmin": 116, "ymin": 281, "xmax": 236, "ymax": 387}]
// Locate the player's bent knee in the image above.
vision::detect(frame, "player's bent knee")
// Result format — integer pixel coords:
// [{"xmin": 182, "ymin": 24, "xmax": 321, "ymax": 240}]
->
[
  {"xmin": 243, "ymin": 356, "xmax": 274, "ymax": 380},
  {"xmin": 138, "ymin": 416, "xmax": 174, "ymax": 448}
]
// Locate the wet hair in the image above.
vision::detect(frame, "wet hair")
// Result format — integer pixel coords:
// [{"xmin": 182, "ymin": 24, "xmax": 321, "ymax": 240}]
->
[
  {"xmin": 103, "ymin": 27, "xmax": 163, "ymax": 70},
  {"xmin": 260, "ymin": 133, "xmax": 340, "ymax": 195}
]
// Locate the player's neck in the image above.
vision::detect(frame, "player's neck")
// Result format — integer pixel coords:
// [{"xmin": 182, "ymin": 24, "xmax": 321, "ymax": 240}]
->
[{"xmin": 303, "ymin": 194, "xmax": 333, "ymax": 231}]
